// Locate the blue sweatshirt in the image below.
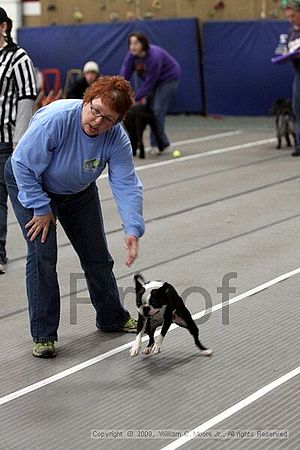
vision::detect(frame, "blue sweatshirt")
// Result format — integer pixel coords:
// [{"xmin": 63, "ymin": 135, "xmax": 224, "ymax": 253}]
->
[
  {"xmin": 11, "ymin": 99, "xmax": 145, "ymax": 238},
  {"xmin": 120, "ymin": 44, "xmax": 181, "ymax": 101}
]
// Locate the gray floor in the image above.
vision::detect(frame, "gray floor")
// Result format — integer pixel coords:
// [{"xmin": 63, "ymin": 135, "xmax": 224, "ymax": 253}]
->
[{"xmin": 1, "ymin": 115, "xmax": 300, "ymax": 449}]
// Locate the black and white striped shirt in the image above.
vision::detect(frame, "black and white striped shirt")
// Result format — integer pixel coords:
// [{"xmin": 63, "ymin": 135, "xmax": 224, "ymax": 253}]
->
[{"xmin": 0, "ymin": 45, "xmax": 37, "ymax": 143}]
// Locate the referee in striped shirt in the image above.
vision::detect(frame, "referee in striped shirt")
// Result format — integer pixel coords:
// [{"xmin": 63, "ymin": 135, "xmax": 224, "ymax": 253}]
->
[{"xmin": 0, "ymin": 7, "xmax": 37, "ymax": 274}]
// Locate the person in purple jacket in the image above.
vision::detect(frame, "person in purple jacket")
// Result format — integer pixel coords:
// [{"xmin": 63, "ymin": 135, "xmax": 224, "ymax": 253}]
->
[{"xmin": 120, "ymin": 32, "xmax": 181, "ymax": 155}]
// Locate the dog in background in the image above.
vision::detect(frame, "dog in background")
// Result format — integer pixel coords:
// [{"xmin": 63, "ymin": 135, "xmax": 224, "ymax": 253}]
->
[
  {"xmin": 130, "ymin": 274, "xmax": 213, "ymax": 357},
  {"xmin": 271, "ymin": 98, "xmax": 296, "ymax": 149},
  {"xmin": 123, "ymin": 103, "xmax": 166, "ymax": 159}
]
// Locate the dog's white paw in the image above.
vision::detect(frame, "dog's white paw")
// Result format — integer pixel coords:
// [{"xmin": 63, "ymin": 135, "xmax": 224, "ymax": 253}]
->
[
  {"xmin": 151, "ymin": 343, "xmax": 162, "ymax": 355},
  {"xmin": 201, "ymin": 348, "xmax": 213, "ymax": 356},
  {"xmin": 151, "ymin": 336, "xmax": 164, "ymax": 355},
  {"xmin": 129, "ymin": 345, "xmax": 140, "ymax": 357},
  {"xmin": 142, "ymin": 346, "xmax": 153, "ymax": 355}
]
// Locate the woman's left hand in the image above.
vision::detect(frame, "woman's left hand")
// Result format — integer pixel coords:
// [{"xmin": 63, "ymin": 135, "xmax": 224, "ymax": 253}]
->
[
  {"xmin": 25, "ymin": 212, "xmax": 56, "ymax": 243},
  {"xmin": 124, "ymin": 235, "xmax": 139, "ymax": 267}
]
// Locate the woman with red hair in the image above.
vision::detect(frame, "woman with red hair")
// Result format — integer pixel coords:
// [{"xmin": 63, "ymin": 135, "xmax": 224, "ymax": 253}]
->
[{"xmin": 5, "ymin": 76, "xmax": 144, "ymax": 358}]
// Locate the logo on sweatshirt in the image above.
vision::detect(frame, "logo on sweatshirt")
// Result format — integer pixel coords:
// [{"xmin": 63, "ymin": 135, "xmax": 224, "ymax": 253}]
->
[{"xmin": 82, "ymin": 158, "xmax": 101, "ymax": 172}]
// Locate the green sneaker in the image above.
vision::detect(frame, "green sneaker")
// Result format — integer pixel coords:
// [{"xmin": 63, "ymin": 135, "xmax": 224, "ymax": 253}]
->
[
  {"xmin": 119, "ymin": 317, "xmax": 137, "ymax": 333},
  {"xmin": 32, "ymin": 340, "xmax": 56, "ymax": 358}
]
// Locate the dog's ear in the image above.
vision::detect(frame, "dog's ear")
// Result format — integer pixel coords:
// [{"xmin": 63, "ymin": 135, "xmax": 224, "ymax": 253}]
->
[
  {"xmin": 270, "ymin": 104, "xmax": 277, "ymax": 115},
  {"xmin": 134, "ymin": 273, "xmax": 146, "ymax": 291},
  {"xmin": 159, "ymin": 282, "xmax": 181, "ymax": 301},
  {"xmin": 271, "ymin": 98, "xmax": 286, "ymax": 116}
]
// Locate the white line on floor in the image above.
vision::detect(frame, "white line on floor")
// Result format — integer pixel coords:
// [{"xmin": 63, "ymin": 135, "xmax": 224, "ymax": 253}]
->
[
  {"xmin": 7, "ymin": 133, "xmax": 272, "ymax": 226},
  {"xmin": 160, "ymin": 366, "xmax": 300, "ymax": 450},
  {"xmin": 146, "ymin": 130, "xmax": 243, "ymax": 149},
  {"xmin": 0, "ymin": 266, "xmax": 299, "ymax": 407},
  {"xmin": 99, "ymin": 136, "xmax": 276, "ymax": 179}
]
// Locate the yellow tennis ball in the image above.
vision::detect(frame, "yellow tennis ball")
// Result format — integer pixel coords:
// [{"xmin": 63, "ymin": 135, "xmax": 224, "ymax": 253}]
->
[{"xmin": 172, "ymin": 150, "xmax": 181, "ymax": 158}]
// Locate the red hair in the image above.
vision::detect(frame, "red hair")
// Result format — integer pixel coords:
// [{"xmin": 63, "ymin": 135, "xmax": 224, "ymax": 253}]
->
[{"xmin": 83, "ymin": 76, "xmax": 135, "ymax": 120}]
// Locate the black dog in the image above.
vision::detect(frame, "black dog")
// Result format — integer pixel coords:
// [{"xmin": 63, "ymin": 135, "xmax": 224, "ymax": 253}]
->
[
  {"xmin": 130, "ymin": 274, "xmax": 213, "ymax": 357},
  {"xmin": 123, "ymin": 104, "xmax": 166, "ymax": 159},
  {"xmin": 271, "ymin": 98, "xmax": 296, "ymax": 149}
]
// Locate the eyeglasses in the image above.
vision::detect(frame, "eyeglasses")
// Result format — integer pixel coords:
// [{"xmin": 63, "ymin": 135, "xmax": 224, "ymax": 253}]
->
[{"xmin": 89, "ymin": 102, "xmax": 118, "ymax": 126}]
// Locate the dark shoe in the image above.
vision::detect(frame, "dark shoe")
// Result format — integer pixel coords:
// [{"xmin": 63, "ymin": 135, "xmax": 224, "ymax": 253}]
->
[
  {"xmin": 33, "ymin": 341, "xmax": 56, "ymax": 358},
  {"xmin": 119, "ymin": 317, "xmax": 137, "ymax": 333},
  {"xmin": 0, "ymin": 258, "xmax": 7, "ymax": 274},
  {"xmin": 291, "ymin": 151, "xmax": 300, "ymax": 156}
]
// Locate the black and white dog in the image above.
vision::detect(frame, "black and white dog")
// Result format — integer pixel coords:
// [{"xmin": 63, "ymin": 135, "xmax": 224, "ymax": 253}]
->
[
  {"xmin": 271, "ymin": 98, "xmax": 296, "ymax": 149},
  {"xmin": 130, "ymin": 274, "xmax": 213, "ymax": 357},
  {"xmin": 123, "ymin": 104, "xmax": 166, "ymax": 159}
]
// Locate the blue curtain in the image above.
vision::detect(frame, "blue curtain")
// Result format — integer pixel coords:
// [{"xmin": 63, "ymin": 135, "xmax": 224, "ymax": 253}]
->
[
  {"xmin": 203, "ymin": 20, "xmax": 294, "ymax": 115},
  {"xmin": 18, "ymin": 18, "xmax": 203, "ymax": 114}
]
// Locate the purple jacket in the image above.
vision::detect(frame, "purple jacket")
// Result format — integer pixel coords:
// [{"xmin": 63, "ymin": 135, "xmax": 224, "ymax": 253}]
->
[{"xmin": 120, "ymin": 44, "xmax": 181, "ymax": 101}]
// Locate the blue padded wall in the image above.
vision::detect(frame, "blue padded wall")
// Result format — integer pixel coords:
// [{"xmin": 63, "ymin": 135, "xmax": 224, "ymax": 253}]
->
[
  {"xmin": 18, "ymin": 18, "xmax": 203, "ymax": 114},
  {"xmin": 18, "ymin": 19, "xmax": 296, "ymax": 116},
  {"xmin": 202, "ymin": 20, "xmax": 294, "ymax": 116}
]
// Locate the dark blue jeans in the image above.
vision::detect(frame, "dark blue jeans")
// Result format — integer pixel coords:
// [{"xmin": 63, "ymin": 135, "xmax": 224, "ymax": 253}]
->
[
  {"xmin": 149, "ymin": 79, "xmax": 179, "ymax": 149},
  {"xmin": 0, "ymin": 143, "xmax": 13, "ymax": 265},
  {"xmin": 293, "ymin": 72, "xmax": 300, "ymax": 151},
  {"xmin": 5, "ymin": 157, "xmax": 129, "ymax": 342}
]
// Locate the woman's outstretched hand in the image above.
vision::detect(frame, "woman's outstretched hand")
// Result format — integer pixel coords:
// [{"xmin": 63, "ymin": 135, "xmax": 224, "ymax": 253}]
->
[{"xmin": 124, "ymin": 235, "xmax": 139, "ymax": 267}]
